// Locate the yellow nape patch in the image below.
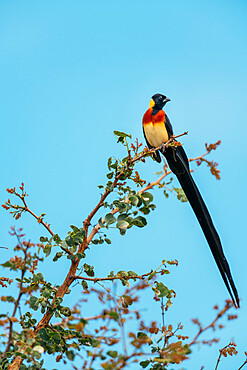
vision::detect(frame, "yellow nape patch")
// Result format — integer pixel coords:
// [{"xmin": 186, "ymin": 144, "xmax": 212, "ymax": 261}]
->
[
  {"xmin": 149, "ymin": 98, "xmax": 155, "ymax": 108},
  {"xmin": 144, "ymin": 122, "xmax": 169, "ymax": 148}
]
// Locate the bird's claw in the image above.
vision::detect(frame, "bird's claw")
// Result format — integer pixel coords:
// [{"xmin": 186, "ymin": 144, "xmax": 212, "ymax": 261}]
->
[{"xmin": 160, "ymin": 143, "xmax": 168, "ymax": 152}]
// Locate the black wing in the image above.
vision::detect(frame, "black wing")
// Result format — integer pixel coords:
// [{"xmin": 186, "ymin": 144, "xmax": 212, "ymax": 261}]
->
[
  {"xmin": 161, "ymin": 145, "xmax": 239, "ymax": 308},
  {"xmin": 164, "ymin": 113, "xmax": 174, "ymax": 138}
]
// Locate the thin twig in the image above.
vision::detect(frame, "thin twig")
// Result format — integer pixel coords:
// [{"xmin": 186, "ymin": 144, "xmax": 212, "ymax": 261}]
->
[
  {"xmin": 190, "ymin": 302, "xmax": 232, "ymax": 346},
  {"xmin": 131, "ymin": 131, "xmax": 188, "ymax": 164},
  {"xmin": 161, "ymin": 297, "xmax": 165, "ymax": 348},
  {"xmin": 74, "ymin": 271, "xmax": 152, "ymax": 283},
  {"xmin": 215, "ymin": 351, "xmax": 222, "ymax": 370},
  {"xmin": 15, "ymin": 193, "xmax": 73, "ymax": 256},
  {"xmin": 17, "ymin": 194, "xmax": 54, "ymax": 236},
  {"xmin": 215, "ymin": 343, "xmax": 237, "ymax": 370}
]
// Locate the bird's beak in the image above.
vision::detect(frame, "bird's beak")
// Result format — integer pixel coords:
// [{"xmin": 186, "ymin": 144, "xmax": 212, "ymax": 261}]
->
[{"xmin": 164, "ymin": 97, "xmax": 171, "ymax": 103}]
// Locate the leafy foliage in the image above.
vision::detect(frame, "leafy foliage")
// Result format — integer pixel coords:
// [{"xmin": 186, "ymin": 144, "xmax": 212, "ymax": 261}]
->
[{"xmin": 0, "ymin": 131, "xmax": 242, "ymax": 369}]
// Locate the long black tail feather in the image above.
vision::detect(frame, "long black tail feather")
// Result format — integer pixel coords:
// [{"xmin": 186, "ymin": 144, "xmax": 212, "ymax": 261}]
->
[{"xmin": 161, "ymin": 145, "xmax": 239, "ymax": 308}]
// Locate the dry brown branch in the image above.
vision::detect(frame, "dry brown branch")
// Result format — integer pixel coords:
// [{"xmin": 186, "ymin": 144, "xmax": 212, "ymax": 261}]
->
[
  {"xmin": 13, "ymin": 190, "xmax": 73, "ymax": 256},
  {"xmin": 16, "ymin": 193, "xmax": 54, "ymax": 236},
  {"xmin": 189, "ymin": 301, "xmax": 233, "ymax": 346}
]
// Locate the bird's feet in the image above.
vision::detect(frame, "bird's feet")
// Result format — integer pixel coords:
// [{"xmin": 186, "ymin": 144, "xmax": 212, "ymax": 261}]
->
[{"xmin": 160, "ymin": 143, "xmax": 168, "ymax": 152}]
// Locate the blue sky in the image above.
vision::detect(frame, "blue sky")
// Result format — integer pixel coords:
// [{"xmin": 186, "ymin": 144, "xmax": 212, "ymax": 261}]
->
[{"xmin": 1, "ymin": 0, "xmax": 247, "ymax": 368}]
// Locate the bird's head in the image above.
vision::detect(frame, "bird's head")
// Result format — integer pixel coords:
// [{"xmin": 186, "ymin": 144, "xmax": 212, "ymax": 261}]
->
[{"xmin": 149, "ymin": 93, "xmax": 171, "ymax": 109}]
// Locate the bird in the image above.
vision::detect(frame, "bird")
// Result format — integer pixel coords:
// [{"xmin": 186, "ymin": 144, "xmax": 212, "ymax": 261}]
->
[{"xmin": 142, "ymin": 93, "xmax": 239, "ymax": 308}]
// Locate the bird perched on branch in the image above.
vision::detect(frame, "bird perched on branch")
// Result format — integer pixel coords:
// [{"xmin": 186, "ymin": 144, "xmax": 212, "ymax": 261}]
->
[{"xmin": 142, "ymin": 93, "xmax": 239, "ymax": 308}]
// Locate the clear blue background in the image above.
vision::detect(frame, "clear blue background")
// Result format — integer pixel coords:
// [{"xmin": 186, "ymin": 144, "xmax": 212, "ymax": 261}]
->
[{"xmin": 1, "ymin": 0, "xmax": 247, "ymax": 369}]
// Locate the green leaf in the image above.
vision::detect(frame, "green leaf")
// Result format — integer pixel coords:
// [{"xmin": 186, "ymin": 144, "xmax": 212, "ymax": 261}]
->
[
  {"xmin": 113, "ymin": 130, "xmax": 131, "ymax": 139},
  {"xmin": 60, "ymin": 306, "xmax": 71, "ymax": 317},
  {"xmin": 117, "ymin": 270, "xmax": 128, "ymax": 278},
  {"xmin": 107, "ymin": 157, "xmax": 112, "ymax": 169},
  {"xmin": 43, "ymin": 244, "xmax": 52, "ymax": 257},
  {"xmin": 128, "ymin": 271, "xmax": 138, "ymax": 277},
  {"xmin": 53, "ymin": 252, "xmax": 63, "ymax": 261},
  {"xmin": 173, "ymin": 187, "xmax": 188, "ymax": 202},
  {"xmin": 107, "ymin": 172, "xmax": 114, "ymax": 179},
  {"xmin": 5, "ymin": 296, "xmax": 15, "ymax": 303},
  {"xmin": 108, "ymin": 311, "xmax": 119, "ymax": 320},
  {"xmin": 163, "ymin": 269, "xmax": 170, "ymax": 274},
  {"xmin": 98, "ymin": 217, "xmax": 104, "ymax": 227},
  {"xmin": 53, "ymin": 234, "xmax": 62, "ymax": 243},
  {"xmin": 148, "ymin": 271, "xmax": 156, "ymax": 280},
  {"xmin": 163, "ymin": 190, "xmax": 169, "ymax": 198},
  {"xmin": 117, "ymin": 213, "xmax": 129, "ymax": 221},
  {"xmin": 107, "ymin": 350, "xmax": 118, "ymax": 358},
  {"xmin": 81, "ymin": 280, "xmax": 88, "ymax": 290},
  {"xmin": 91, "ymin": 338, "xmax": 100, "ymax": 347},
  {"xmin": 105, "ymin": 238, "xmax": 111, "ymax": 244},
  {"xmin": 37, "ymin": 328, "xmax": 49, "ymax": 341},
  {"xmin": 42, "ymin": 289, "xmax": 51, "ymax": 298},
  {"xmin": 1, "ymin": 261, "xmax": 12, "ymax": 268},
  {"xmin": 116, "ymin": 220, "xmax": 129, "ymax": 235},
  {"xmin": 166, "ymin": 299, "xmax": 173, "ymax": 307},
  {"xmin": 110, "ymin": 161, "xmax": 118, "ymax": 169},
  {"xmin": 137, "ymin": 332, "xmax": 148, "ymax": 339},
  {"xmin": 139, "ymin": 206, "xmax": 150, "ymax": 215},
  {"xmin": 131, "ymin": 216, "xmax": 147, "ymax": 227},
  {"xmin": 70, "ymin": 225, "xmax": 80, "ymax": 232},
  {"xmin": 140, "ymin": 360, "xmax": 150, "ymax": 368},
  {"xmin": 66, "ymin": 350, "xmax": 75, "ymax": 361},
  {"xmin": 155, "ymin": 282, "xmax": 170, "ymax": 298},
  {"xmin": 137, "ymin": 332, "xmax": 152, "ymax": 344},
  {"xmin": 105, "ymin": 213, "xmax": 116, "ymax": 226},
  {"xmin": 16, "ymin": 278, "xmax": 23, "ymax": 283},
  {"xmin": 33, "ymin": 273, "xmax": 44, "ymax": 283},
  {"xmin": 40, "ymin": 236, "xmax": 48, "ymax": 243},
  {"xmin": 50, "ymin": 331, "xmax": 61, "ymax": 343},
  {"xmin": 67, "ymin": 254, "xmax": 76, "ymax": 261},
  {"xmin": 84, "ymin": 263, "xmax": 94, "ymax": 277},
  {"xmin": 128, "ymin": 195, "xmax": 141, "ymax": 207},
  {"xmin": 141, "ymin": 192, "xmax": 153, "ymax": 204},
  {"xmin": 30, "ymin": 296, "xmax": 39, "ymax": 310},
  {"xmin": 117, "ymin": 202, "xmax": 129, "ymax": 213}
]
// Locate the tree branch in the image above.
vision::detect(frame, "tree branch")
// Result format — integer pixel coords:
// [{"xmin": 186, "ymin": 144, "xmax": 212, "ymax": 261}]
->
[
  {"xmin": 74, "ymin": 271, "xmax": 152, "ymax": 283},
  {"xmin": 16, "ymin": 193, "xmax": 54, "ymax": 237},
  {"xmin": 189, "ymin": 301, "xmax": 232, "ymax": 346},
  {"xmin": 15, "ymin": 192, "xmax": 73, "ymax": 256},
  {"xmin": 6, "ymin": 136, "xmax": 222, "ymax": 369}
]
